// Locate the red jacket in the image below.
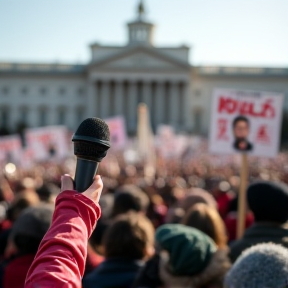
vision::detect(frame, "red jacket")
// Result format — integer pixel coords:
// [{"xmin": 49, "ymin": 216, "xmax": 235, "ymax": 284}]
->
[{"xmin": 25, "ymin": 190, "xmax": 101, "ymax": 288}]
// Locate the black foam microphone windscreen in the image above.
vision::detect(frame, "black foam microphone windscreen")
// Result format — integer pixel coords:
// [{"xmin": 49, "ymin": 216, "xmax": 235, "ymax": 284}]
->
[{"xmin": 72, "ymin": 118, "xmax": 110, "ymax": 192}]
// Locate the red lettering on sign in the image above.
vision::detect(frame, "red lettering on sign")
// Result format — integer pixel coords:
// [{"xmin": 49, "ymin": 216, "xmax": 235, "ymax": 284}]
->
[
  {"xmin": 256, "ymin": 125, "xmax": 270, "ymax": 143},
  {"xmin": 218, "ymin": 97, "xmax": 275, "ymax": 118},
  {"xmin": 217, "ymin": 118, "xmax": 229, "ymax": 140}
]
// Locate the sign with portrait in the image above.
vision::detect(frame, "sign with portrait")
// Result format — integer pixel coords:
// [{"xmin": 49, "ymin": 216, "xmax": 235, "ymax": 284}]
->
[{"xmin": 209, "ymin": 89, "xmax": 283, "ymax": 157}]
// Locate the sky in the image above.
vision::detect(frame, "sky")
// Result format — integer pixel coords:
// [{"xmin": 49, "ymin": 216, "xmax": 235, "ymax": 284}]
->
[{"xmin": 0, "ymin": 0, "xmax": 287, "ymax": 67}]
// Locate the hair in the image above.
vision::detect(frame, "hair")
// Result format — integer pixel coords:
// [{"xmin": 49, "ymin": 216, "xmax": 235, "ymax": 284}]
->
[
  {"xmin": 111, "ymin": 185, "xmax": 150, "ymax": 217},
  {"xmin": 7, "ymin": 190, "xmax": 40, "ymax": 222},
  {"xmin": 181, "ymin": 203, "xmax": 227, "ymax": 248},
  {"xmin": 14, "ymin": 234, "xmax": 42, "ymax": 254},
  {"xmin": 103, "ymin": 211, "xmax": 154, "ymax": 260},
  {"xmin": 232, "ymin": 115, "xmax": 249, "ymax": 128}
]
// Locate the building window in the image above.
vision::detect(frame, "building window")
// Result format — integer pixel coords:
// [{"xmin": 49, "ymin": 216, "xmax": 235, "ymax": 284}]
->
[
  {"xmin": 194, "ymin": 89, "xmax": 201, "ymax": 97},
  {"xmin": 1, "ymin": 87, "xmax": 9, "ymax": 95},
  {"xmin": 40, "ymin": 87, "xmax": 47, "ymax": 95},
  {"xmin": 58, "ymin": 107, "xmax": 66, "ymax": 125},
  {"xmin": 0, "ymin": 108, "xmax": 9, "ymax": 128},
  {"xmin": 59, "ymin": 87, "xmax": 66, "ymax": 96},
  {"xmin": 19, "ymin": 107, "xmax": 29, "ymax": 125},
  {"xmin": 194, "ymin": 108, "xmax": 203, "ymax": 134},
  {"xmin": 21, "ymin": 87, "xmax": 28, "ymax": 95},
  {"xmin": 77, "ymin": 87, "xmax": 85, "ymax": 97},
  {"xmin": 39, "ymin": 107, "xmax": 48, "ymax": 126},
  {"xmin": 76, "ymin": 106, "xmax": 85, "ymax": 123}
]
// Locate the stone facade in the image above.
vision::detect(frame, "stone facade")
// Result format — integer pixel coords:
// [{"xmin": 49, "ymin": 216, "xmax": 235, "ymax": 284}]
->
[{"xmin": 0, "ymin": 4, "xmax": 287, "ymax": 135}]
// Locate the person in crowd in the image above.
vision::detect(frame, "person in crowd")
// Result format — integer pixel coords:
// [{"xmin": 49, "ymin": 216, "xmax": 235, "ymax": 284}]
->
[
  {"xmin": 0, "ymin": 190, "xmax": 40, "ymax": 260},
  {"xmin": 224, "ymin": 197, "xmax": 254, "ymax": 242},
  {"xmin": 181, "ymin": 203, "xmax": 228, "ymax": 248},
  {"xmin": 111, "ymin": 184, "xmax": 150, "ymax": 217},
  {"xmin": 3, "ymin": 204, "xmax": 53, "ymax": 288},
  {"xmin": 24, "ymin": 175, "xmax": 103, "ymax": 288},
  {"xmin": 83, "ymin": 211, "xmax": 155, "ymax": 288},
  {"xmin": 229, "ymin": 181, "xmax": 288, "ymax": 262},
  {"xmin": 36, "ymin": 182, "xmax": 59, "ymax": 203},
  {"xmin": 225, "ymin": 243, "xmax": 288, "ymax": 288},
  {"xmin": 166, "ymin": 188, "xmax": 217, "ymax": 223},
  {"xmin": 134, "ymin": 224, "xmax": 230, "ymax": 288},
  {"xmin": 84, "ymin": 194, "xmax": 114, "ymax": 275}
]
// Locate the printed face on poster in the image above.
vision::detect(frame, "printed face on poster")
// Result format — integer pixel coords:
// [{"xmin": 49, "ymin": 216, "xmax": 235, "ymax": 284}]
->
[{"xmin": 209, "ymin": 89, "xmax": 283, "ymax": 158}]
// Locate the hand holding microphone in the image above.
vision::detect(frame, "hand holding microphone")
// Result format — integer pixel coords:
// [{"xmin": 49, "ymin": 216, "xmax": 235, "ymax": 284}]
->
[
  {"xmin": 61, "ymin": 174, "xmax": 103, "ymax": 203},
  {"xmin": 72, "ymin": 117, "xmax": 110, "ymax": 193}
]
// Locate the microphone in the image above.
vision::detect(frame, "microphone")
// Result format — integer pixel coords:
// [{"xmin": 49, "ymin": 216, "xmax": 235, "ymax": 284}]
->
[{"xmin": 72, "ymin": 118, "xmax": 110, "ymax": 192}]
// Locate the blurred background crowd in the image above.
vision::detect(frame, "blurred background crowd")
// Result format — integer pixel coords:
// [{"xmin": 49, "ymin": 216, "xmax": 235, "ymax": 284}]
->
[{"xmin": 1, "ymin": 145, "xmax": 288, "ymax": 287}]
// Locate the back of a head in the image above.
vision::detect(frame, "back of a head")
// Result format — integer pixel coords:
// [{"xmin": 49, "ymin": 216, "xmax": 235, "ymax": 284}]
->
[
  {"xmin": 180, "ymin": 188, "xmax": 217, "ymax": 212},
  {"xmin": 181, "ymin": 203, "xmax": 227, "ymax": 248},
  {"xmin": 247, "ymin": 181, "xmax": 288, "ymax": 223},
  {"xmin": 225, "ymin": 243, "xmax": 288, "ymax": 288},
  {"xmin": 155, "ymin": 224, "xmax": 230, "ymax": 287},
  {"xmin": 111, "ymin": 185, "xmax": 150, "ymax": 217},
  {"xmin": 7, "ymin": 190, "xmax": 40, "ymax": 222},
  {"xmin": 36, "ymin": 182, "xmax": 59, "ymax": 203},
  {"xmin": 10, "ymin": 204, "xmax": 54, "ymax": 254},
  {"xmin": 103, "ymin": 211, "xmax": 154, "ymax": 260}
]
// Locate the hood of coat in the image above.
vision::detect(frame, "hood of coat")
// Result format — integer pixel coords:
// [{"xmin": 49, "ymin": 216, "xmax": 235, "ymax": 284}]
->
[{"xmin": 159, "ymin": 249, "xmax": 231, "ymax": 288}]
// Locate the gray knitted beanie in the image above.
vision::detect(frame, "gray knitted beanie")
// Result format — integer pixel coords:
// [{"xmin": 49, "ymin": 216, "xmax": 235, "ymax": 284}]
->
[{"xmin": 225, "ymin": 243, "xmax": 288, "ymax": 288}]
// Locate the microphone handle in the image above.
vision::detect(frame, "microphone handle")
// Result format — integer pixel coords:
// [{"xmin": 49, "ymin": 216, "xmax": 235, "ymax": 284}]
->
[{"xmin": 74, "ymin": 158, "xmax": 99, "ymax": 193}]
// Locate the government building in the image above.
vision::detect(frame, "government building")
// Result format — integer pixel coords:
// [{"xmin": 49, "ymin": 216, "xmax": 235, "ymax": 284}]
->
[{"xmin": 0, "ymin": 1, "xmax": 288, "ymax": 136}]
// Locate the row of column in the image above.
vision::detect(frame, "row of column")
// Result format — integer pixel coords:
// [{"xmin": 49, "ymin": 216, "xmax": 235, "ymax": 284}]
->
[
  {"xmin": 0, "ymin": 105, "xmax": 86, "ymax": 130},
  {"xmin": 95, "ymin": 80, "xmax": 187, "ymax": 133}
]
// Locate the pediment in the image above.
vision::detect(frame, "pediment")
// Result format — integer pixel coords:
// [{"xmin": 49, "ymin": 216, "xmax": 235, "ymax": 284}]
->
[{"xmin": 89, "ymin": 47, "xmax": 190, "ymax": 71}]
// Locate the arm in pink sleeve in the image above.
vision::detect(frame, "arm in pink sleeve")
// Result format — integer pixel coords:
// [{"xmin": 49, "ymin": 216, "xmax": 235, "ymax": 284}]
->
[{"xmin": 25, "ymin": 190, "xmax": 101, "ymax": 288}]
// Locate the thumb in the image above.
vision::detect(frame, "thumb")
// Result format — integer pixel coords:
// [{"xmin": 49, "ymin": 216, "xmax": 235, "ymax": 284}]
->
[
  {"xmin": 82, "ymin": 175, "xmax": 103, "ymax": 203},
  {"xmin": 61, "ymin": 174, "xmax": 74, "ymax": 192}
]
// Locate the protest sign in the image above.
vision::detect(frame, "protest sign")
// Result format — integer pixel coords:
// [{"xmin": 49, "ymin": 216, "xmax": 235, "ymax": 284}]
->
[
  {"xmin": 25, "ymin": 126, "xmax": 69, "ymax": 161},
  {"xmin": 0, "ymin": 135, "xmax": 22, "ymax": 164},
  {"xmin": 209, "ymin": 89, "xmax": 283, "ymax": 158},
  {"xmin": 156, "ymin": 125, "xmax": 189, "ymax": 159},
  {"xmin": 209, "ymin": 89, "xmax": 284, "ymax": 239},
  {"xmin": 105, "ymin": 116, "xmax": 127, "ymax": 150}
]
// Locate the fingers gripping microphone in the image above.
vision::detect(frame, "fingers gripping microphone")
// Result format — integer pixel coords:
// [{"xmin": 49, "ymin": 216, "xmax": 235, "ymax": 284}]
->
[{"xmin": 72, "ymin": 118, "xmax": 110, "ymax": 192}]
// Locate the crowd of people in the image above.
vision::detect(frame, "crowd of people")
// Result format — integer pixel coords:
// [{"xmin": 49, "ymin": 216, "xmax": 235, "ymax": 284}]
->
[{"xmin": 1, "ymin": 147, "xmax": 288, "ymax": 287}]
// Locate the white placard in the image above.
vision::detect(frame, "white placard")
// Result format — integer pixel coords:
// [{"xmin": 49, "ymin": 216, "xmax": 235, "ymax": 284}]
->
[
  {"xmin": 105, "ymin": 116, "xmax": 127, "ymax": 150},
  {"xmin": 0, "ymin": 135, "xmax": 22, "ymax": 164},
  {"xmin": 209, "ymin": 89, "xmax": 283, "ymax": 157},
  {"xmin": 25, "ymin": 126, "xmax": 69, "ymax": 161}
]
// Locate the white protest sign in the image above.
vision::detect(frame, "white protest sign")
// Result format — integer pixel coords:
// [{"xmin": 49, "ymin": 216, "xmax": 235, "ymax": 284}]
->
[
  {"xmin": 26, "ymin": 126, "xmax": 69, "ymax": 161},
  {"xmin": 156, "ymin": 125, "xmax": 189, "ymax": 158},
  {"xmin": 0, "ymin": 135, "xmax": 22, "ymax": 164},
  {"xmin": 105, "ymin": 116, "xmax": 127, "ymax": 150},
  {"xmin": 209, "ymin": 89, "xmax": 283, "ymax": 157}
]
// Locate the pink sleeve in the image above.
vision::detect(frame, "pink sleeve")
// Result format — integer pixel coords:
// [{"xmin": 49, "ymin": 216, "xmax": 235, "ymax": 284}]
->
[{"xmin": 25, "ymin": 190, "xmax": 101, "ymax": 288}]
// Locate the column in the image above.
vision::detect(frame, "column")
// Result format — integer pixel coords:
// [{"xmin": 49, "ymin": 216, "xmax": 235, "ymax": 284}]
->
[
  {"xmin": 155, "ymin": 81, "xmax": 165, "ymax": 129},
  {"xmin": 143, "ymin": 80, "xmax": 152, "ymax": 114},
  {"xmin": 127, "ymin": 81, "xmax": 137, "ymax": 133},
  {"xmin": 115, "ymin": 80, "xmax": 123, "ymax": 116},
  {"xmin": 86, "ymin": 81, "xmax": 97, "ymax": 118},
  {"xmin": 181, "ymin": 82, "xmax": 190, "ymax": 132},
  {"xmin": 170, "ymin": 81, "xmax": 179, "ymax": 130},
  {"xmin": 100, "ymin": 80, "xmax": 110, "ymax": 119}
]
